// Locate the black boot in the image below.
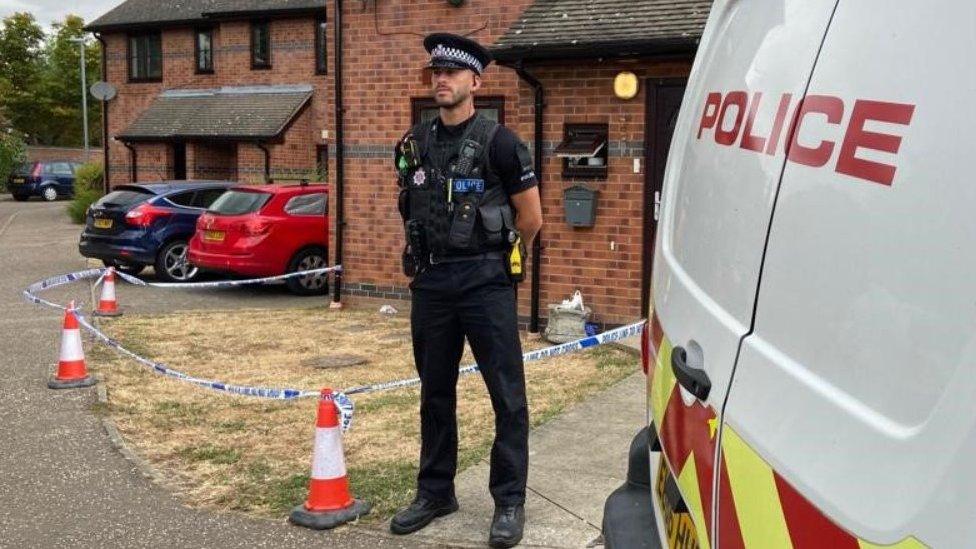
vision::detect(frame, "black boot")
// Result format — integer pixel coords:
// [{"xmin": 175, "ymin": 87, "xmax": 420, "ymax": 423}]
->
[
  {"xmin": 389, "ymin": 496, "xmax": 459, "ymax": 535},
  {"xmin": 488, "ymin": 504, "xmax": 525, "ymax": 548}
]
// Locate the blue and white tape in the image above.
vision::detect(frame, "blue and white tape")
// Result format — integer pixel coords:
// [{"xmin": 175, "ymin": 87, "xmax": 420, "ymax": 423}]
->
[
  {"xmin": 112, "ymin": 265, "xmax": 342, "ymax": 289},
  {"xmin": 25, "ymin": 267, "xmax": 644, "ymax": 433}
]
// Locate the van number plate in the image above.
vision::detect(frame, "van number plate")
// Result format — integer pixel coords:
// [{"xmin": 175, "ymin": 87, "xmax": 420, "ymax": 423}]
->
[
  {"xmin": 93, "ymin": 218, "xmax": 113, "ymax": 229},
  {"xmin": 656, "ymin": 462, "xmax": 701, "ymax": 549}
]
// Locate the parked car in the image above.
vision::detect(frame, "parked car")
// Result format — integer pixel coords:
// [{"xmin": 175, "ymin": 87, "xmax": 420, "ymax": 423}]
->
[
  {"xmin": 188, "ymin": 184, "xmax": 329, "ymax": 295},
  {"xmin": 603, "ymin": 2, "xmax": 968, "ymax": 549},
  {"xmin": 6, "ymin": 161, "xmax": 82, "ymax": 201},
  {"xmin": 79, "ymin": 181, "xmax": 233, "ymax": 282}
]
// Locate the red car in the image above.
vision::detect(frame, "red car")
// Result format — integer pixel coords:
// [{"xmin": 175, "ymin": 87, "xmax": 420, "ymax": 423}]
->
[{"xmin": 188, "ymin": 184, "xmax": 329, "ymax": 295}]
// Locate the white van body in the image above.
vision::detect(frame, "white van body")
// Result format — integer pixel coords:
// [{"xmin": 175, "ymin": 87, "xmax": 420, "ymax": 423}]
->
[{"xmin": 641, "ymin": 1, "xmax": 975, "ymax": 547}]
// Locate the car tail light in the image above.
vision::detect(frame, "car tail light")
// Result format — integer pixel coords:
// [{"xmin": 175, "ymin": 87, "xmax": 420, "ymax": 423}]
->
[
  {"xmin": 125, "ymin": 203, "xmax": 171, "ymax": 227},
  {"xmin": 243, "ymin": 219, "xmax": 271, "ymax": 236},
  {"xmin": 31, "ymin": 163, "xmax": 42, "ymax": 177},
  {"xmin": 196, "ymin": 215, "xmax": 210, "ymax": 230},
  {"xmin": 641, "ymin": 318, "xmax": 651, "ymax": 375}
]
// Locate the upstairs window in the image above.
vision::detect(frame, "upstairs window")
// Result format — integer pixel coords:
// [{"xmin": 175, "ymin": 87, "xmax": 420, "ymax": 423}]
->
[
  {"xmin": 251, "ymin": 21, "xmax": 271, "ymax": 69},
  {"xmin": 315, "ymin": 18, "xmax": 328, "ymax": 74},
  {"xmin": 128, "ymin": 31, "xmax": 162, "ymax": 82},
  {"xmin": 195, "ymin": 28, "xmax": 214, "ymax": 74}
]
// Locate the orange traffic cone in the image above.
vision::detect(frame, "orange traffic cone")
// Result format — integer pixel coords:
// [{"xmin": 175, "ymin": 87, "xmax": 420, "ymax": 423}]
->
[
  {"xmin": 290, "ymin": 389, "xmax": 370, "ymax": 529},
  {"xmin": 48, "ymin": 301, "xmax": 97, "ymax": 389},
  {"xmin": 94, "ymin": 268, "xmax": 122, "ymax": 317}
]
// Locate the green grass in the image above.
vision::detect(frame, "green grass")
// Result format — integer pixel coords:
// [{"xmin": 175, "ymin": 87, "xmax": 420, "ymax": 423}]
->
[{"xmin": 178, "ymin": 444, "xmax": 242, "ymax": 465}]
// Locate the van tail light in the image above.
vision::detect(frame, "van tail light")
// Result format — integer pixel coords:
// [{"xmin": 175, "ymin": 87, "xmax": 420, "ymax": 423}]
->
[
  {"xmin": 641, "ymin": 318, "xmax": 651, "ymax": 375},
  {"xmin": 31, "ymin": 163, "xmax": 42, "ymax": 177},
  {"xmin": 243, "ymin": 219, "xmax": 271, "ymax": 236},
  {"xmin": 125, "ymin": 203, "xmax": 172, "ymax": 228}
]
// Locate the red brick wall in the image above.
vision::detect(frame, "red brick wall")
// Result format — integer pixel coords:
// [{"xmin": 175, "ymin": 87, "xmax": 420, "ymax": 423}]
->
[
  {"xmin": 189, "ymin": 143, "xmax": 237, "ymax": 180},
  {"xmin": 26, "ymin": 146, "xmax": 103, "ymax": 164}
]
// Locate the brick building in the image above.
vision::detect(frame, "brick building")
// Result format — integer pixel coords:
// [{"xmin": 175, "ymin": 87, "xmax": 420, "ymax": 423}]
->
[{"xmin": 88, "ymin": 0, "xmax": 710, "ymax": 328}]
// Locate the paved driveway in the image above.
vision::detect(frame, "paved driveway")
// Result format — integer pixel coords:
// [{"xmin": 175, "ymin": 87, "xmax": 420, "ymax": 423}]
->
[{"xmin": 0, "ymin": 196, "xmax": 426, "ymax": 548}]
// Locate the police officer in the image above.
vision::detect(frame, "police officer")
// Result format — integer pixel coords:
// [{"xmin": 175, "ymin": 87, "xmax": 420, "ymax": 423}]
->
[{"xmin": 390, "ymin": 33, "xmax": 543, "ymax": 548}]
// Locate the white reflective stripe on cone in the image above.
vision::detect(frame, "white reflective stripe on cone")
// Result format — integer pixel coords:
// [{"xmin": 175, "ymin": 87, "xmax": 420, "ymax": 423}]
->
[
  {"xmin": 101, "ymin": 279, "xmax": 116, "ymax": 301},
  {"xmin": 60, "ymin": 329, "xmax": 85, "ymax": 361},
  {"xmin": 311, "ymin": 426, "xmax": 347, "ymax": 480}
]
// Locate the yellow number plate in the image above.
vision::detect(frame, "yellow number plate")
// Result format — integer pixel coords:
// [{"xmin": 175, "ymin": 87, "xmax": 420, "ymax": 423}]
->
[
  {"xmin": 10, "ymin": 177, "xmax": 25, "ymax": 185},
  {"xmin": 656, "ymin": 461, "xmax": 701, "ymax": 549},
  {"xmin": 203, "ymin": 230, "xmax": 225, "ymax": 242},
  {"xmin": 93, "ymin": 218, "xmax": 113, "ymax": 229}
]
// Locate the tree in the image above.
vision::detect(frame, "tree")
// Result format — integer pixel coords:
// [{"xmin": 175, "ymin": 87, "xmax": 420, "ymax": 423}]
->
[
  {"xmin": 0, "ymin": 114, "xmax": 27, "ymax": 188},
  {"xmin": 42, "ymin": 14, "xmax": 102, "ymax": 147},
  {"xmin": 0, "ymin": 13, "xmax": 49, "ymax": 145}
]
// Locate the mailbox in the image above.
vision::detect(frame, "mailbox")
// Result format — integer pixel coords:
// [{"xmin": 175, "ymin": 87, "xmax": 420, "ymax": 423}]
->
[{"xmin": 563, "ymin": 185, "xmax": 597, "ymax": 227}]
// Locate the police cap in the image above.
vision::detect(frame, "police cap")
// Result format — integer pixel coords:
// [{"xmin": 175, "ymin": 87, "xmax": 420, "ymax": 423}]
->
[{"xmin": 423, "ymin": 33, "xmax": 492, "ymax": 75}]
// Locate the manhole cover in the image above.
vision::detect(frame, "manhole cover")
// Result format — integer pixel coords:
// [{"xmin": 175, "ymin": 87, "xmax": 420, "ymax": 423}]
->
[
  {"xmin": 302, "ymin": 354, "xmax": 368, "ymax": 369},
  {"xmin": 377, "ymin": 331, "xmax": 411, "ymax": 343}
]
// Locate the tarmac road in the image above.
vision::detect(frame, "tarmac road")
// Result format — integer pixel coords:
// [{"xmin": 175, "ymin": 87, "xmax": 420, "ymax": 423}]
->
[{"xmin": 0, "ymin": 196, "xmax": 434, "ymax": 549}]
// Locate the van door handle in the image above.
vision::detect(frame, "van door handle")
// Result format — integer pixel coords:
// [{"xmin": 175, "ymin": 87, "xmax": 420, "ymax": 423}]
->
[{"xmin": 671, "ymin": 346, "xmax": 711, "ymax": 400}]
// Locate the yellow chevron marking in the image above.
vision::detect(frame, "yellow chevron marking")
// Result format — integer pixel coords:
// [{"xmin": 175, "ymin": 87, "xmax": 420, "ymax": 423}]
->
[
  {"xmin": 859, "ymin": 537, "xmax": 929, "ymax": 549},
  {"xmin": 721, "ymin": 427, "xmax": 793, "ymax": 549},
  {"xmin": 650, "ymin": 337, "xmax": 676, "ymax": 430},
  {"xmin": 677, "ymin": 452, "xmax": 711, "ymax": 549},
  {"xmin": 707, "ymin": 418, "xmax": 718, "ymax": 440}
]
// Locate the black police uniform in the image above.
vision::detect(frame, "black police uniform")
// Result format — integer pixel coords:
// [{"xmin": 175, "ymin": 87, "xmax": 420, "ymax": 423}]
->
[{"xmin": 394, "ymin": 36, "xmax": 538, "ymax": 510}]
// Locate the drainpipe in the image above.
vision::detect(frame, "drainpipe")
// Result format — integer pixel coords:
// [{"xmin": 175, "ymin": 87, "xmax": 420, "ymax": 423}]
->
[
  {"xmin": 513, "ymin": 61, "xmax": 545, "ymax": 334},
  {"xmin": 331, "ymin": 0, "xmax": 345, "ymax": 306},
  {"xmin": 257, "ymin": 142, "xmax": 272, "ymax": 182},
  {"xmin": 123, "ymin": 142, "xmax": 137, "ymax": 182},
  {"xmin": 94, "ymin": 32, "xmax": 110, "ymax": 194}
]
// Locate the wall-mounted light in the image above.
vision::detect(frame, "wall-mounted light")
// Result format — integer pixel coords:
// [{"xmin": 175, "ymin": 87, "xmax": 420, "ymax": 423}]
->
[
  {"xmin": 613, "ymin": 71, "xmax": 639, "ymax": 100},
  {"xmin": 447, "ymin": 0, "xmax": 465, "ymax": 6}
]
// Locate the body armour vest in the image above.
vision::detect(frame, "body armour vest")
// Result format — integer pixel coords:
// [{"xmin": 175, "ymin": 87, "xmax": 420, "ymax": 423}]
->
[{"xmin": 396, "ymin": 113, "xmax": 515, "ymax": 258}]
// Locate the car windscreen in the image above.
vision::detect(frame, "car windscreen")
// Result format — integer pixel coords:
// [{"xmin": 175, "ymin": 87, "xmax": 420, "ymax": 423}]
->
[
  {"xmin": 95, "ymin": 188, "xmax": 154, "ymax": 208},
  {"xmin": 208, "ymin": 190, "xmax": 272, "ymax": 216}
]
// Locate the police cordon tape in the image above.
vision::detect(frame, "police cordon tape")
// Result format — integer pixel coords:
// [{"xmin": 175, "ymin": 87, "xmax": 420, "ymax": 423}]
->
[{"xmin": 24, "ymin": 266, "xmax": 645, "ymax": 432}]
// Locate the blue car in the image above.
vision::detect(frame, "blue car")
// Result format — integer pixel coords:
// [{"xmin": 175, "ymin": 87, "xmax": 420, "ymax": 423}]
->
[
  {"xmin": 79, "ymin": 181, "xmax": 233, "ymax": 282},
  {"xmin": 7, "ymin": 161, "xmax": 82, "ymax": 201}
]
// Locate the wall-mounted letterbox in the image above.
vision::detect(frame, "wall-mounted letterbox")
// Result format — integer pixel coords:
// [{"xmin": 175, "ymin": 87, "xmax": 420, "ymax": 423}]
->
[{"xmin": 563, "ymin": 185, "xmax": 598, "ymax": 227}]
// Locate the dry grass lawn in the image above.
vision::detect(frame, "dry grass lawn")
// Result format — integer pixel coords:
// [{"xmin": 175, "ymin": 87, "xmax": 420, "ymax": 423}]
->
[{"xmin": 89, "ymin": 306, "xmax": 638, "ymax": 521}]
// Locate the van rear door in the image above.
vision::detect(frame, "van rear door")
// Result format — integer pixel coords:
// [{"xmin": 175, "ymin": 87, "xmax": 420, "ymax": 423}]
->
[
  {"xmin": 720, "ymin": 2, "xmax": 975, "ymax": 547},
  {"xmin": 649, "ymin": 1, "xmax": 839, "ymax": 547}
]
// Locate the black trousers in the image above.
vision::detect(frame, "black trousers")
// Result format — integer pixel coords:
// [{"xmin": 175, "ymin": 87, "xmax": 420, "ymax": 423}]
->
[{"xmin": 410, "ymin": 258, "xmax": 529, "ymax": 506}]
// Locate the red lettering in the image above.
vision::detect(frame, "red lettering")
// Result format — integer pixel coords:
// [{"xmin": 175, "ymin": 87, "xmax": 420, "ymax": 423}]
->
[
  {"xmin": 765, "ymin": 93, "xmax": 793, "ymax": 156},
  {"xmin": 836, "ymin": 100, "xmax": 915, "ymax": 186},
  {"xmin": 697, "ymin": 93, "xmax": 722, "ymax": 139},
  {"xmin": 739, "ymin": 92, "xmax": 766, "ymax": 152},
  {"xmin": 786, "ymin": 95, "xmax": 844, "ymax": 167},
  {"xmin": 715, "ymin": 91, "xmax": 748, "ymax": 146}
]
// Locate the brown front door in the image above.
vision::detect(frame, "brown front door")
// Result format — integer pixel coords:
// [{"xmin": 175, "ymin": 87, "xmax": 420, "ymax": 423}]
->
[
  {"xmin": 641, "ymin": 78, "xmax": 687, "ymax": 314},
  {"xmin": 173, "ymin": 142, "xmax": 187, "ymax": 180}
]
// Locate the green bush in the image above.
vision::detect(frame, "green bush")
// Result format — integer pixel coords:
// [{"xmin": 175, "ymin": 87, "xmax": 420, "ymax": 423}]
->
[
  {"xmin": 67, "ymin": 161, "xmax": 104, "ymax": 224},
  {"xmin": 0, "ymin": 130, "xmax": 26, "ymax": 193}
]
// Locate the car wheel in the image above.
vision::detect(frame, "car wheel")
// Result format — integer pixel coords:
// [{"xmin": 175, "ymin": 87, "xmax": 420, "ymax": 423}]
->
[
  {"xmin": 41, "ymin": 186, "xmax": 58, "ymax": 202},
  {"xmin": 102, "ymin": 259, "xmax": 146, "ymax": 277},
  {"xmin": 285, "ymin": 248, "xmax": 330, "ymax": 296},
  {"xmin": 11, "ymin": 193, "xmax": 28, "ymax": 202},
  {"xmin": 155, "ymin": 240, "xmax": 199, "ymax": 283}
]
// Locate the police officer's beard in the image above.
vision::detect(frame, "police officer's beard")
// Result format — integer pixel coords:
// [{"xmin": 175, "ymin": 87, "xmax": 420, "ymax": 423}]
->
[{"xmin": 435, "ymin": 88, "xmax": 470, "ymax": 109}]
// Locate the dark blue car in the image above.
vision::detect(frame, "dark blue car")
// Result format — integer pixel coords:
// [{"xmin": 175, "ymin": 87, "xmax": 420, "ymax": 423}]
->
[
  {"xmin": 79, "ymin": 181, "xmax": 233, "ymax": 282},
  {"xmin": 7, "ymin": 161, "xmax": 82, "ymax": 201}
]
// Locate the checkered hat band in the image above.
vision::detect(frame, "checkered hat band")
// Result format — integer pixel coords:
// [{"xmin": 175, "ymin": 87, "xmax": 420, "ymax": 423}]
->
[{"xmin": 431, "ymin": 44, "xmax": 483, "ymax": 73}]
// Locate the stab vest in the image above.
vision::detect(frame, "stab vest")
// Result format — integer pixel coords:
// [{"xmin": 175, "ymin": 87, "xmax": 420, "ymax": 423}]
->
[{"xmin": 398, "ymin": 113, "xmax": 515, "ymax": 258}]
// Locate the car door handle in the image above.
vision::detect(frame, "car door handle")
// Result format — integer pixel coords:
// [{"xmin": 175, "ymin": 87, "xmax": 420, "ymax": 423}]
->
[{"xmin": 671, "ymin": 346, "xmax": 711, "ymax": 401}]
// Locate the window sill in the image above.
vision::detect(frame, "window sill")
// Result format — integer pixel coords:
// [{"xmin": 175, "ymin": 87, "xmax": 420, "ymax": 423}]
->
[
  {"xmin": 128, "ymin": 78, "xmax": 163, "ymax": 84},
  {"xmin": 251, "ymin": 64, "xmax": 272, "ymax": 71}
]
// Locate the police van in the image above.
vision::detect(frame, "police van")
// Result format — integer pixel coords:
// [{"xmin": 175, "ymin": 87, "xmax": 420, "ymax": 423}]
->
[{"xmin": 602, "ymin": 1, "xmax": 972, "ymax": 547}]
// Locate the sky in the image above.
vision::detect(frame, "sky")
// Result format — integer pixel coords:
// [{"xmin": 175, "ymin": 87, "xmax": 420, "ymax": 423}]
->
[{"xmin": 0, "ymin": 0, "xmax": 122, "ymax": 31}]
